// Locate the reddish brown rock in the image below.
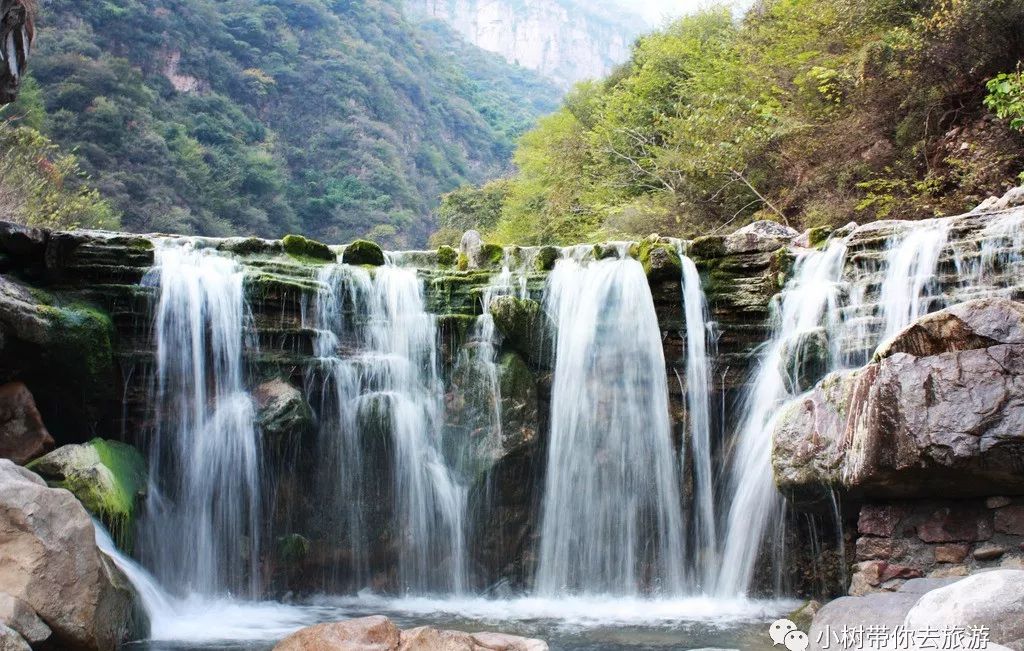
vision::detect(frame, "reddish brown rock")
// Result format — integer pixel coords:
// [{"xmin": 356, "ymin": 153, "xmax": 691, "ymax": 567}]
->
[
  {"xmin": 878, "ymin": 563, "xmax": 923, "ymax": 583},
  {"xmin": 987, "ymin": 496, "xmax": 1013, "ymax": 509},
  {"xmin": 934, "ymin": 544, "xmax": 971, "ymax": 564},
  {"xmin": 917, "ymin": 506, "xmax": 993, "ymax": 543},
  {"xmin": 994, "ymin": 506, "xmax": 1024, "ymax": 535},
  {"xmin": 273, "ymin": 616, "xmax": 401, "ymax": 651},
  {"xmin": 0, "ymin": 383, "xmax": 54, "ymax": 465},
  {"xmin": 856, "ymin": 537, "xmax": 902, "ymax": 561},
  {"xmin": 859, "ymin": 505, "xmax": 905, "ymax": 537}
]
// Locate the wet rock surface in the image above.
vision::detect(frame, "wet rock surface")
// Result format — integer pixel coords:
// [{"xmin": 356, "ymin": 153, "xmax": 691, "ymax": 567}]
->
[
  {"xmin": 273, "ymin": 615, "xmax": 548, "ymax": 651},
  {"xmin": 0, "ymin": 382, "xmax": 53, "ymax": 464}
]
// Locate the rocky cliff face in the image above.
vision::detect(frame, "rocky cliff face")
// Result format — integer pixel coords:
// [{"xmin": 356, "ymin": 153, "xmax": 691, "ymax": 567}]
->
[{"xmin": 405, "ymin": 0, "xmax": 643, "ymax": 88}]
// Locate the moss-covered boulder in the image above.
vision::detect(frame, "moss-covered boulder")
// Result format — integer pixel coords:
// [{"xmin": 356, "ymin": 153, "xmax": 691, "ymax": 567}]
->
[
  {"xmin": 342, "ymin": 239, "xmax": 385, "ymax": 266},
  {"xmin": 28, "ymin": 439, "xmax": 146, "ymax": 550},
  {"xmin": 479, "ymin": 243, "xmax": 505, "ymax": 268},
  {"xmin": 534, "ymin": 246, "xmax": 560, "ymax": 271},
  {"xmin": 218, "ymin": 237, "xmax": 280, "ymax": 256},
  {"xmin": 282, "ymin": 235, "xmax": 335, "ymax": 263},
  {"xmin": 489, "ymin": 296, "xmax": 550, "ymax": 368},
  {"xmin": 631, "ymin": 237, "xmax": 682, "ymax": 281},
  {"xmin": 437, "ymin": 245, "xmax": 458, "ymax": 267}
]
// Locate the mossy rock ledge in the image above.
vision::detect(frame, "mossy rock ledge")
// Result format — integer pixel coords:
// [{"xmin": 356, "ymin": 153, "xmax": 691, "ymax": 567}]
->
[
  {"xmin": 342, "ymin": 239, "xmax": 386, "ymax": 266},
  {"xmin": 28, "ymin": 438, "xmax": 147, "ymax": 550},
  {"xmin": 282, "ymin": 234, "xmax": 336, "ymax": 263}
]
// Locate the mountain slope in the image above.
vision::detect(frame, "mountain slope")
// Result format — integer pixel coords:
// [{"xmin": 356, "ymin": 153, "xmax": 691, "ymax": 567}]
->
[
  {"xmin": 6, "ymin": 0, "xmax": 560, "ymax": 246},
  {"xmin": 405, "ymin": 0, "xmax": 646, "ymax": 88}
]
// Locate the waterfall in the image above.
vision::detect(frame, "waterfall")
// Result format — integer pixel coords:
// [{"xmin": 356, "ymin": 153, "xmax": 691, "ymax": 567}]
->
[
  {"xmin": 307, "ymin": 262, "xmax": 467, "ymax": 594},
  {"xmin": 679, "ymin": 252, "xmax": 717, "ymax": 590},
  {"xmin": 715, "ymin": 239, "xmax": 849, "ymax": 596},
  {"xmin": 715, "ymin": 218, "xmax": 961, "ymax": 596},
  {"xmin": 536, "ymin": 252, "xmax": 686, "ymax": 596},
  {"xmin": 877, "ymin": 220, "xmax": 950, "ymax": 340},
  {"xmin": 94, "ymin": 519, "xmax": 175, "ymax": 621},
  {"xmin": 140, "ymin": 240, "xmax": 262, "ymax": 597}
]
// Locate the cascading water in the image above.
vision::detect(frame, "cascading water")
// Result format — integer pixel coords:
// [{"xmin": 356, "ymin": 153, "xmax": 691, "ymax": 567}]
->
[
  {"xmin": 716, "ymin": 239, "xmax": 849, "ymax": 596},
  {"xmin": 536, "ymin": 251, "xmax": 686, "ymax": 596},
  {"xmin": 877, "ymin": 220, "xmax": 951, "ymax": 340},
  {"xmin": 679, "ymin": 251, "xmax": 718, "ymax": 590},
  {"xmin": 305, "ymin": 262, "xmax": 467, "ymax": 594},
  {"xmin": 445, "ymin": 253, "xmax": 528, "ymax": 479},
  {"xmin": 140, "ymin": 240, "xmax": 262, "ymax": 597}
]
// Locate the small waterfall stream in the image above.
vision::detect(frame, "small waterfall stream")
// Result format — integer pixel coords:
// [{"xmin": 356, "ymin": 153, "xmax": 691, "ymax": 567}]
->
[
  {"xmin": 536, "ymin": 252, "xmax": 686, "ymax": 596},
  {"xmin": 679, "ymin": 250, "xmax": 718, "ymax": 590},
  {"xmin": 305, "ymin": 262, "xmax": 468, "ymax": 594}
]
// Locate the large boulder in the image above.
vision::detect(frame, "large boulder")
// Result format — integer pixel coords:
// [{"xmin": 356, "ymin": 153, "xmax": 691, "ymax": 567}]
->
[
  {"xmin": 0, "ymin": 382, "xmax": 53, "ymax": 464},
  {"xmin": 725, "ymin": 220, "xmax": 798, "ymax": 254},
  {"xmin": 773, "ymin": 298, "xmax": 1024, "ymax": 500},
  {"xmin": 27, "ymin": 439, "xmax": 146, "ymax": 550},
  {"xmin": 342, "ymin": 240, "xmax": 385, "ymax": 266},
  {"xmin": 779, "ymin": 327, "xmax": 830, "ymax": 393},
  {"xmin": 904, "ymin": 570, "xmax": 1024, "ymax": 650},
  {"xmin": 0, "ymin": 460, "xmax": 136, "ymax": 650},
  {"xmin": 273, "ymin": 616, "xmax": 548, "ymax": 651}
]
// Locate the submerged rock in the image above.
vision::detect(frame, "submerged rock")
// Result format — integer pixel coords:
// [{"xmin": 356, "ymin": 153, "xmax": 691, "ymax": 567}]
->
[
  {"xmin": 28, "ymin": 439, "xmax": 146, "ymax": 550},
  {"xmin": 0, "ymin": 460, "xmax": 137, "ymax": 651},
  {"xmin": 273, "ymin": 615, "xmax": 548, "ymax": 651},
  {"xmin": 0, "ymin": 381, "xmax": 54, "ymax": 464}
]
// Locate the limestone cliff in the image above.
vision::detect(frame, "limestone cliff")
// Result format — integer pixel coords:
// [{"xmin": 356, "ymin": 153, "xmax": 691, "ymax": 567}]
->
[{"xmin": 405, "ymin": 0, "xmax": 644, "ymax": 88}]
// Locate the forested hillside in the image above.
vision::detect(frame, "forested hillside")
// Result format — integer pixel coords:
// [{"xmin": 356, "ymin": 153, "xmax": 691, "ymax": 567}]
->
[
  {"xmin": 442, "ymin": 0, "xmax": 1024, "ymax": 245},
  {"xmin": 2, "ymin": 0, "xmax": 561, "ymax": 246}
]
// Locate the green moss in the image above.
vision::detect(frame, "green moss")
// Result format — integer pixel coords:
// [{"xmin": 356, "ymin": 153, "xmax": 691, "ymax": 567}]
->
[
  {"xmin": 806, "ymin": 226, "xmax": 832, "ymax": 249},
  {"xmin": 534, "ymin": 246, "xmax": 559, "ymax": 271},
  {"xmin": 437, "ymin": 245, "xmax": 458, "ymax": 267},
  {"xmin": 457, "ymin": 252, "xmax": 470, "ymax": 271},
  {"xmin": 772, "ymin": 246, "xmax": 796, "ymax": 289},
  {"xmin": 632, "ymin": 238, "xmax": 682, "ymax": 281},
  {"xmin": 282, "ymin": 234, "xmax": 335, "ymax": 263},
  {"xmin": 689, "ymin": 235, "xmax": 727, "ymax": 261},
  {"xmin": 29, "ymin": 439, "xmax": 147, "ymax": 550},
  {"xmin": 245, "ymin": 273, "xmax": 321, "ymax": 301},
  {"xmin": 43, "ymin": 302, "xmax": 117, "ymax": 408},
  {"xmin": 342, "ymin": 239, "xmax": 385, "ymax": 266},
  {"xmin": 480, "ymin": 243, "xmax": 504, "ymax": 267}
]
